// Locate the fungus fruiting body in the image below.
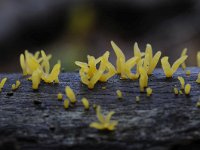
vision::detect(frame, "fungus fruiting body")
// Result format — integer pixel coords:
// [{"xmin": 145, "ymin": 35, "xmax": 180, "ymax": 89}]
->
[
  {"xmin": 57, "ymin": 93, "xmax": 63, "ymax": 101},
  {"xmin": 178, "ymin": 76, "xmax": 185, "ymax": 90},
  {"xmin": 197, "ymin": 51, "xmax": 200, "ymax": 67},
  {"xmin": 181, "ymin": 48, "xmax": 187, "ymax": 70},
  {"xmin": 196, "ymin": 73, "xmax": 200, "ymax": 83},
  {"xmin": 90, "ymin": 106, "xmax": 118, "ymax": 131},
  {"xmin": 161, "ymin": 56, "xmax": 188, "ymax": 78},
  {"xmin": 146, "ymin": 87, "xmax": 152, "ymax": 96},
  {"xmin": 64, "ymin": 99, "xmax": 69, "ymax": 109},
  {"xmin": 81, "ymin": 97, "xmax": 89, "ymax": 110},
  {"xmin": 65, "ymin": 86, "xmax": 77, "ymax": 103},
  {"xmin": 136, "ymin": 96, "xmax": 140, "ymax": 103},
  {"xmin": 12, "ymin": 80, "xmax": 21, "ymax": 91},
  {"xmin": 185, "ymin": 70, "xmax": 191, "ymax": 76},
  {"xmin": 139, "ymin": 67, "xmax": 148, "ymax": 92},
  {"xmin": 0, "ymin": 78, "xmax": 7, "ymax": 92},
  {"xmin": 116, "ymin": 90, "xmax": 122, "ymax": 99},
  {"xmin": 174, "ymin": 87, "xmax": 179, "ymax": 95}
]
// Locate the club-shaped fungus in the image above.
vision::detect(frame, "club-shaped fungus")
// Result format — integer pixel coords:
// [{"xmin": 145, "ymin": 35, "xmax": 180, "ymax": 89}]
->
[
  {"xmin": 65, "ymin": 86, "xmax": 77, "ymax": 104},
  {"xmin": 146, "ymin": 87, "xmax": 152, "ymax": 96},
  {"xmin": 31, "ymin": 69, "xmax": 42, "ymax": 90},
  {"xmin": 173, "ymin": 87, "xmax": 179, "ymax": 95},
  {"xmin": 139, "ymin": 67, "xmax": 148, "ymax": 92},
  {"xmin": 81, "ymin": 97, "xmax": 89, "ymax": 110},
  {"xmin": 197, "ymin": 51, "xmax": 200, "ymax": 67},
  {"xmin": 179, "ymin": 90, "xmax": 183, "ymax": 95},
  {"xmin": 75, "ymin": 51, "xmax": 116, "ymax": 89},
  {"xmin": 12, "ymin": 80, "xmax": 21, "ymax": 91},
  {"xmin": 90, "ymin": 106, "xmax": 118, "ymax": 131},
  {"xmin": 64, "ymin": 99, "xmax": 69, "ymax": 109},
  {"xmin": 184, "ymin": 84, "xmax": 191, "ymax": 95},
  {"xmin": 57, "ymin": 93, "xmax": 63, "ymax": 101},
  {"xmin": 161, "ymin": 56, "xmax": 188, "ymax": 78},
  {"xmin": 196, "ymin": 73, "xmax": 200, "ymax": 83},
  {"xmin": 181, "ymin": 48, "xmax": 187, "ymax": 70},
  {"xmin": 0, "ymin": 78, "xmax": 7, "ymax": 92},
  {"xmin": 116, "ymin": 90, "xmax": 122, "ymax": 99},
  {"xmin": 177, "ymin": 76, "xmax": 185, "ymax": 90},
  {"xmin": 196, "ymin": 101, "xmax": 200, "ymax": 108}
]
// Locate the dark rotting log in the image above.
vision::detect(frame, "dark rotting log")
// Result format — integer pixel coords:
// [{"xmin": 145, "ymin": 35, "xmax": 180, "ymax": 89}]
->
[{"xmin": 0, "ymin": 67, "xmax": 200, "ymax": 150}]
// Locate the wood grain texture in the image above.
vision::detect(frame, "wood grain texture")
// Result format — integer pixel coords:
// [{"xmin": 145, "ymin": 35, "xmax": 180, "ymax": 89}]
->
[{"xmin": 0, "ymin": 68, "xmax": 200, "ymax": 150}]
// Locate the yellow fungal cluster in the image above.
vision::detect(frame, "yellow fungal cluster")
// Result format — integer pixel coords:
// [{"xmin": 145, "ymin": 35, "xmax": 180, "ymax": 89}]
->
[
  {"xmin": 116, "ymin": 90, "xmax": 122, "ymax": 99},
  {"xmin": 20, "ymin": 50, "xmax": 61, "ymax": 90},
  {"xmin": 196, "ymin": 73, "xmax": 200, "ymax": 84},
  {"xmin": 161, "ymin": 56, "xmax": 188, "ymax": 78},
  {"xmin": 0, "ymin": 78, "xmax": 7, "ymax": 92},
  {"xmin": 12, "ymin": 80, "xmax": 21, "ymax": 91},
  {"xmin": 75, "ymin": 51, "xmax": 116, "ymax": 89},
  {"xmin": 90, "ymin": 106, "xmax": 118, "ymax": 131}
]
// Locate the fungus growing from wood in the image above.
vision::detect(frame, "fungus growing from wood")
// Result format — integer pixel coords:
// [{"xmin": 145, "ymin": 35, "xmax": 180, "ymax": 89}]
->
[
  {"xmin": 173, "ymin": 87, "xmax": 179, "ymax": 95},
  {"xmin": 139, "ymin": 67, "xmax": 148, "ymax": 92},
  {"xmin": 181, "ymin": 48, "xmax": 187, "ymax": 70},
  {"xmin": 90, "ymin": 106, "xmax": 118, "ymax": 131},
  {"xmin": 12, "ymin": 80, "xmax": 21, "ymax": 91},
  {"xmin": 0, "ymin": 78, "xmax": 7, "ymax": 92},
  {"xmin": 64, "ymin": 99, "xmax": 69, "ymax": 109},
  {"xmin": 197, "ymin": 51, "xmax": 200, "ymax": 67},
  {"xmin": 65, "ymin": 86, "xmax": 77, "ymax": 104},
  {"xmin": 57, "ymin": 93, "xmax": 63, "ymax": 101},
  {"xmin": 196, "ymin": 73, "xmax": 200, "ymax": 84},
  {"xmin": 161, "ymin": 56, "xmax": 188, "ymax": 78},
  {"xmin": 81, "ymin": 97, "xmax": 89, "ymax": 110},
  {"xmin": 146, "ymin": 87, "xmax": 152, "ymax": 96},
  {"xmin": 184, "ymin": 84, "xmax": 191, "ymax": 95},
  {"xmin": 116, "ymin": 90, "xmax": 122, "ymax": 99},
  {"xmin": 178, "ymin": 76, "xmax": 185, "ymax": 90},
  {"xmin": 185, "ymin": 70, "xmax": 191, "ymax": 76}
]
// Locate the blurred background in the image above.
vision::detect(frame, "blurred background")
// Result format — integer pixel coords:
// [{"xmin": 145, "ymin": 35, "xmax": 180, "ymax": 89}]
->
[{"xmin": 0, "ymin": 0, "xmax": 200, "ymax": 72}]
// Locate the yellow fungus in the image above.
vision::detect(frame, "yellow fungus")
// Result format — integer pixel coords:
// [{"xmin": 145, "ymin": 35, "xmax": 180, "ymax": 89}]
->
[
  {"xmin": 75, "ymin": 51, "xmax": 116, "ymax": 89},
  {"xmin": 184, "ymin": 84, "xmax": 191, "ymax": 95},
  {"xmin": 173, "ymin": 87, "xmax": 179, "ymax": 95},
  {"xmin": 179, "ymin": 90, "xmax": 183, "ymax": 95},
  {"xmin": 64, "ymin": 99, "xmax": 69, "ymax": 109},
  {"xmin": 57, "ymin": 93, "xmax": 63, "ymax": 101},
  {"xmin": 136, "ymin": 96, "xmax": 140, "ymax": 103},
  {"xmin": 196, "ymin": 73, "xmax": 200, "ymax": 83},
  {"xmin": 196, "ymin": 101, "xmax": 200, "ymax": 108},
  {"xmin": 146, "ymin": 87, "xmax": 152, "ymax": 96},
  {"xmin": 116, "ymin": 90, "xmax": 122, "ymax": 99},
  {"xmin": 90, "ymin": 106, "xmax": 118, "ymax": 131},
  {"xmin": 139, "ymin": 67, "xmax": 148, "ymax": 92},
  {"xmin": 102, "ymin": 86, "xmax": 106, "ymax": 90},
  {"xmin": 177, "ymin": 76, "xmax": 185, "ymax": 90},
  {"xmin": 81, "ymin": 97, "xmax": 90, "ymax": 110},
  {"xmin": 181, "ymin": 48, "xmax": 187, "ymax": 70},
  {"xmin": 12, "ymin": 80, "xmax": 21, "ymax": 91},
  {"xmin": 185, "ymin": 70, "xmax": 191, "ymax": 76},
  {"xmin": 65, "ymin": 86, "xmax": 77, "ymax": 103},
  {"xmin": 161, "ymin": 56, "xmax": 188, "ymax": 78},
  {"xmin": 0, "ymin": 78, "xmax": 7, "ymax": 92},
  {"xmin": 197, "ymin": 51, "xmax": 200, "ymax": 67},
  {"xmin": 31, "ymin": 69, "xmax": 42, "ymax": 90}
]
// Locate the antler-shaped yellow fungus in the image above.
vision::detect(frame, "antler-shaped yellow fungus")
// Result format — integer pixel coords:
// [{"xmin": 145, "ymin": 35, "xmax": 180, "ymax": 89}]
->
[
  {"xmin": 197, "ymin": 51, "xmax": 200, "ymax": 67},
  {"xmin": 184, "ymin": 84, "xmax": 191, "ymax": 95},
  {"xmin": 90, "ymin": 106, "xmax": 118, "ymax": 131},
  {"xmin": 177, "ymin": 76, "xmax": 185, "ymax": 90},
  {"xmin": 161, "ymin": 56, "xmax": 188, "ymax": 78},
  {"xmin": 65, "ymin": 86, "xmax": 77, "ymax": 104},
  {"xmin": 112, "ymin": 41, "xmax": 140, "ymax": 79},
  {"xmin": 143, "ymin": 44, "xmax": 162, "ymax": 75},
  {"xmin": 12, "ymin": 80, "xmax": 21, "ymax": 91},
  {"xmin": 81, "ymin": 97, "xmax": 89, "ymax": 110},
  {"xmin": 139, "ymin": 67, "xmax": 148, "ymax": 92},
  {"xmin": 181, "ymin": 48, "xmax": 187, "ymax": 70},
  {"xmin": 196, "ymin": 73, "xmax": 200, "ymax": 83},
  {"xmin": 75, "ymin": 51, "xmax": 116, "ymax": 89},
  {"xmin": 0, "ymin": 78, "xmax": 7, "ymax": 92},
  {"xmin": 146, "ymin": 87, "xmax": 152, "ymax": 96}
]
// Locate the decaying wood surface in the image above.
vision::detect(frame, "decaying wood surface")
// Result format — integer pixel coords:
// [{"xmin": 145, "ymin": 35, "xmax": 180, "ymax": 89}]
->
[{"xmin": 0, "ymin": 68, "xmax": 200, "ymax": 150}]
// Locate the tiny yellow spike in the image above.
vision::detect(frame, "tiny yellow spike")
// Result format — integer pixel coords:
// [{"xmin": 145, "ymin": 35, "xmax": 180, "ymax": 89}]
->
[
  {"xmin": 65, "ymin": 86, "xmax": 76, "ymax": 103},
  {"xmin": 146, "ymin": 87, "xmax": 152, "ymax": 96},
  {"xmin": 197, "ymin": 51, "xmax": 200, "ymax": 67},
  {"xmin": 57, "ymin": 93, "xmax": 63, "ymax": 101},
  {"xmin": 116, "ymin": 90, "xmax": 122, "ymax": 99},
  {"xmin": 181, "ymin": 48, "xmax": 187, "ymax": 70},
  {"xmin": 64, "ymin": 99, "xmax": 69, "ymax": 109},
  {"xmin": 81, "ymin": 97, "xmax": 90, "ymax": 110},
  {"xmin": 174, "ymin": 87, "xmax": 179, "ymax": 95},
  {"xmin": 184, "ymin": 84, "xmax": 191, "ymax": 95},
  {"xmin": 177, "ymin": 76, "xmax": 185, "ymax": 90}
]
